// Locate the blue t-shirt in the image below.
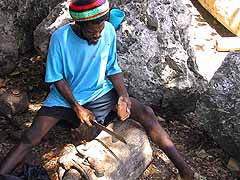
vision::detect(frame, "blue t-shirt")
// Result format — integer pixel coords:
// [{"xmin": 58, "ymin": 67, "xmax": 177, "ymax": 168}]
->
[{"xmin": 43, "ymin": 21, "xmax": 121, "ymax": 107}]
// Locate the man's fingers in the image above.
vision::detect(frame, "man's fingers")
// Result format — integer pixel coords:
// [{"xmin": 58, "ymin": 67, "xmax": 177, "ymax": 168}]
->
[
  {"xmin": 85, "ymin": 119, "xmax": 93, "ymax": 127},
  {"xmin": 85, "ymin": 114, "xmax": 95, "ymax": 127},
  {"xmin": 79, "ymin": 118, "xmax": 85, "ymax": 124},
  {"xmin": 117, "ymin": 99, "xmax": 131, "ymax": 120},
  {"xmin": 120, "ymin": 113, "xmax": 130, "ymax": 121},
  {"xmin": 88, "ymin": 114, "xmax": 95, "ymax": 121},
  {"xmin": 121, "ymin": 108, "xmax": 130, "ymax": 121},
  {"xmin": 117, "ymin": 96, "xmax": 124, "ymax": 104}
]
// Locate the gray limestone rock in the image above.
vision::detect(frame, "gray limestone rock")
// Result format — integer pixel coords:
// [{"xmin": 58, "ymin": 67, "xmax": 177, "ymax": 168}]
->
[
  {"xmin": 34, "ymin": 1, "xmax": 72, "ymax": 57},
  {"xmin": 0, "ymin": 0, "xmax": 63, "ymax": 75},
  {"xmin": 114, "ymin": 0, "xmax": 205, "ymax": 115},
  {"xmin": 195, "ymin": 52, "xmax": 240, "ymax": 161}
]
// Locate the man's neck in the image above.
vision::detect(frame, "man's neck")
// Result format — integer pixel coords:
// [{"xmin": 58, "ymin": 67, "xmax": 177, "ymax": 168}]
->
[{"xmin": 71, "ymin": 24, "xmax": 85, "ymax": 40}]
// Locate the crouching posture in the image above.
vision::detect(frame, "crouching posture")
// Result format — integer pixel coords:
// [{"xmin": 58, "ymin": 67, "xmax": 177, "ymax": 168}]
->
[{"xmin": 0, "ymin": 0, "xmax": 193, "ymax": 179}]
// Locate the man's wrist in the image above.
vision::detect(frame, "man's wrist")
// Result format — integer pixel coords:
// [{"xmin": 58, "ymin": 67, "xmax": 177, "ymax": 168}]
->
[
  {"xmin": 71, "ymin": 101, "xmax": 81, "ymax": 111},
  {"xmin": 119, "ymin": 93, "xmax": 129, "ymax": 98}
]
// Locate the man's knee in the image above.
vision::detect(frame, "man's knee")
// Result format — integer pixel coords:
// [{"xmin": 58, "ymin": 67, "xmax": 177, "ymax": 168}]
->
[
  {"xmin": 133, "ymin": 101, "xmax": 174, "ymax": 148},
  {"xmin": 141, "ymin": 105, "xmax": 158, "ymax": 124},
  {"xmin": 134, "ymin": 104, "xmax": 159, "ymax": 131},
  {"xmin": 141, "ymin": 105, "xmax": 155, "ymax": 117}
]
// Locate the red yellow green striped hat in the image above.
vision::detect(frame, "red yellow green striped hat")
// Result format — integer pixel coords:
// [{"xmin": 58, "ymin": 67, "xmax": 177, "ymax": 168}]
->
[{"xmin": 69, "ymin": 0, "xmax": 109, "ymax": 21}]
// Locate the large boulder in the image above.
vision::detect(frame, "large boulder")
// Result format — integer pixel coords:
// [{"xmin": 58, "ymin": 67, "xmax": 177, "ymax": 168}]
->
[
  {"xmin": 112, "ymin": 0, "xmax": 206, "ymax": 115},
  {"xmin": 34, "ymin": 1, "xmax": 72, "ymax": 57},
  {"xmin": 0, "ymin": 0, "xmax": 63, "ymax": 76},
  {"xmin": 34, "ymin": 0, "xmax": 206, "ymax": 116},
  {"xmin": 0, "ymin": 1, "xmax": 19, "ymax": 76},
  {"xmin": 195, "ymin": 52, "xmax": 240, "ymax": 161}
]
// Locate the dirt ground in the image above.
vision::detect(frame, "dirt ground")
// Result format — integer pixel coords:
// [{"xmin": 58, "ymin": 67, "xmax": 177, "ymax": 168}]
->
[{"xmin": 0, "ymin": 54, "xmax": 238, "ymax": 180}]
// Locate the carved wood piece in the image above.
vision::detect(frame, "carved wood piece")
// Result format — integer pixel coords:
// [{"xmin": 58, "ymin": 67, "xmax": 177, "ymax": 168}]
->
[
  {"xmin": 58, "ymin": 119, "xmax": 153, "ymax": 180},
  {"xmin": 215, "ymin": 37, "xmax": 240, "ymax": 52}
]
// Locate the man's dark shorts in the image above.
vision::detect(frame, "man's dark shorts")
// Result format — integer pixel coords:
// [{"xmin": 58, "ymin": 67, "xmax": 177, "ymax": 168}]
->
[{"xmin": 37, "ymin": 89, "xmax": 118, "ymax": 128}]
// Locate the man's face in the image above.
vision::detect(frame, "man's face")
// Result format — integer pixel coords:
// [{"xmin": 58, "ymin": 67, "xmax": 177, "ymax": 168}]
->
[{"xmin": 80, "ymin": 21, "xmax": 105, "ymax": 45}]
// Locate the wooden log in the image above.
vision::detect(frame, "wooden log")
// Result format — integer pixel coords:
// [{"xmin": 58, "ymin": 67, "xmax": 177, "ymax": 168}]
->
[
  {"xmin": 58, "ymin": 119, "xmax": 153, "ymax": 180},
  {"xmin": 215, "ymin": 37, "xmax": 240, "ymax": 52},
  {"xmin": 197, "ymin": 0, "xmax": 240, "ymax": 36}
]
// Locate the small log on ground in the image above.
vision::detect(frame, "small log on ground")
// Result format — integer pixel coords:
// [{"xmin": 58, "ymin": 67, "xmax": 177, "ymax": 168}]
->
[
  {"xmin": 215, "ymin": 37, "xmax": 240, "ymax": 52},
  {"xmin": 58, "ymin": 119, "xmax": 153, "ymax": 180}
]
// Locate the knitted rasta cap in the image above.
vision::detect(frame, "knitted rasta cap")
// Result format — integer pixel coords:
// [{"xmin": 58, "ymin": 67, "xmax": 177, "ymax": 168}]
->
[{"xmin": 69, "ymin": 0, "xmax": 109, "ymax": 21}]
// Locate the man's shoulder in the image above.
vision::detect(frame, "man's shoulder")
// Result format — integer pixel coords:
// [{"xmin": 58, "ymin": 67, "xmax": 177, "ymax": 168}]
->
[
  {"xmin": 104, "ymin": 21, "xmax": 116, "ymax": 35},
  {"xmin": 51, "ymin": 23, "xmax": 71, "ymax": 38}
]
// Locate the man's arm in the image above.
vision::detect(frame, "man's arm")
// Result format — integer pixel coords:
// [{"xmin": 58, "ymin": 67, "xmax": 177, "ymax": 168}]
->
[
  {"xmin": 108, "ymin": 73, "xmax": 128, "ymax": 97},
  {"xmin": 108, "ymin": 73, "xmax": 131, "ymax": 120},
  {"xmin": 54, "ymin": 79, "xmax": 95, "ymax": 126}
]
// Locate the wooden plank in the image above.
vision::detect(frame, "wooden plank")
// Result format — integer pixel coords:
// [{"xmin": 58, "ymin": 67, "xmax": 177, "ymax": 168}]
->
[
  {"xmin": 197, "ymin": 0, "xmax": 240, "ymax": 36},
  {"xmin": 215, "ymin": 37, "xmax": 240, "ymax": 52}
]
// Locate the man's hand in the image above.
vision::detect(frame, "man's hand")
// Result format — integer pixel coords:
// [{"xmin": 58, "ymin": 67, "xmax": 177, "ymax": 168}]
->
[
  {"xmin": 117, "ymin": 96, "xmax": 131, "ymax": 121},
  {"xmin": 73, "ymin": 103, "xmax": 95, "ymax": 127},
  {"xmin": 108, "ymin": 73, "xmax": 131, "ymax": 120}
]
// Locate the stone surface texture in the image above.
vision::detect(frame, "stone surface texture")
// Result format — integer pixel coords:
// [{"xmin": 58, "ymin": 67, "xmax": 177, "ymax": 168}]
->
[
  {"xmin": 195, "ymin": 52, "xmax": 240, "ymax": 161},
  {"xmin": 0, "ymin": 0, "xmax": 63, "ymax": 75}
]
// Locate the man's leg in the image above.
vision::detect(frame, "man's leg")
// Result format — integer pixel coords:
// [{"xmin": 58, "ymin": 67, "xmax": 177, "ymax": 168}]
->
[
  {"xmin": 0, "ymin": 116, "xmax": 59, "ymax": 175},
  {"xmin": 129, "ymin": 97, "xmax": 194, "ymax": 180}
]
